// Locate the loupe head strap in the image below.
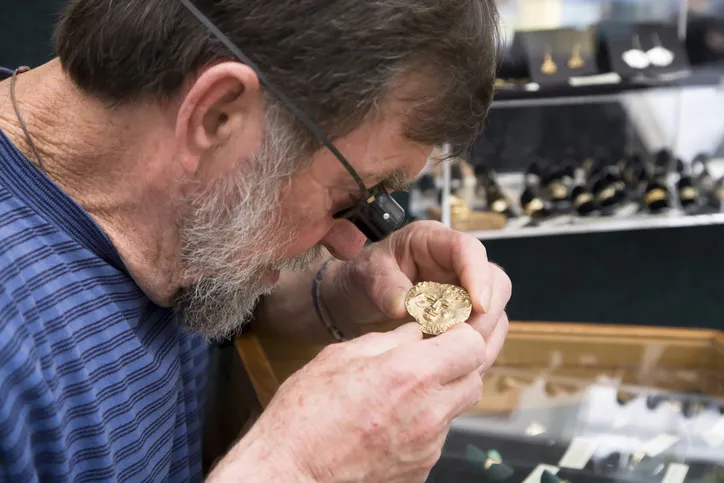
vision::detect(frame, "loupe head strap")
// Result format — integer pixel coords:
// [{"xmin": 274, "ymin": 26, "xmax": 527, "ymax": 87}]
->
[{"xmin": 179, "ymin": 0, "xmax": 367, "ymax": 194}]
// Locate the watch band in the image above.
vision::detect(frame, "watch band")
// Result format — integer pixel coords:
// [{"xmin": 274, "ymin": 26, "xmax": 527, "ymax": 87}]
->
[{"xmin": 312, "ymin": 257, "xmax": 347, "ymax": 342}]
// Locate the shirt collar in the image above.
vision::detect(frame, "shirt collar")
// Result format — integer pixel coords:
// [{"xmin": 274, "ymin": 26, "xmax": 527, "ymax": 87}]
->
[{"xmin": 0, "ymin": 68, "xmax": 126, "ymax": 271}]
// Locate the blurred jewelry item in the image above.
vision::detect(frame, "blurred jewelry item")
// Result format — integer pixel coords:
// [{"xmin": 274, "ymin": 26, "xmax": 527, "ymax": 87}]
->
[
  {"xmin": 681, "ymin": 399, "xmax": 707, "ymax": 418},
  {"xmin": 465, "ymin": 445, "xmax": 514, "ymax": 482},
  {"xmin": 645, "ymin": 394, "xmax": 666, "ymax": 410},
  {"xmin": 622, "ymin": 34, "xmax": 650, "ymax": 69},
  {"xmin": 647, "ymin": 33, "xmax": 674, "ymax": 67},
  {"xmin": 524, "ymin": 421, "xmax": 547, "ymax": 436},
  {"xmin": 479, "ymin": 168, "xmax": 514, "ymax": 218},
  {"xmin": 541, "ymin": 469, "xmax": 570, "ymax": 483},
  {"xmin": 497, "ymin": 375, "xmax": 523, "ymax": 392},
  {"xmin": 427, "ymin": 195, "xmax": 507, "ymax": 231},
  {"xmin": 568, "ymin": 42, "xmax": 584, "ymax": 69},
  {"xmin": 715, "ymin": 177, "xmax": 724, "ymax": 204},
  {"xmin": 541, "ymin": 48, "xmax": 557, "ymax": 75},
  {"xmin": 616, "ymin": 390, "xmax": 637, "ymax": 405},
  {"xmin": 663, "ymin": 398, "xmax": 683, "ymax": 412},
  {"xmin": 643, "ymin": 187, "xmax": 669, "ymax": 210},
  {"xmin": 544, "ymin": 381, "xmax": 578, "ymax": 397},
  {"xmin": 706, "ymin": 30, "xmax": 724, "ymax": 53}
]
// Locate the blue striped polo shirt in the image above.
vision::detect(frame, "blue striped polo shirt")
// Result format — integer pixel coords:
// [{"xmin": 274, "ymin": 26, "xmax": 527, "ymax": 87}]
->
[{"xmin": 0, "ymin": 117, "xmax": 209, "ymax": 479}]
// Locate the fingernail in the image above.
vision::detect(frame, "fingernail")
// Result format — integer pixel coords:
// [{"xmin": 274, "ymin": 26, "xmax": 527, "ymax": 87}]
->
[{"xmin": 480, "ymin": 286, "xmax": 492, "ymax": 313}]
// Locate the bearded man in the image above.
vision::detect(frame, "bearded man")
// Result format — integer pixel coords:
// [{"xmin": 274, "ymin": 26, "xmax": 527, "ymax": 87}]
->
[{"xmin": 0, "ymin": 0, "xmax": 511, "ymax": 481}]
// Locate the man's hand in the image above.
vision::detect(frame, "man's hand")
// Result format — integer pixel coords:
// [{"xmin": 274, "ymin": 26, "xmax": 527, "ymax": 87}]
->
[
  {"xmin": 325, "ymin": 220, "xmax": 511, "ymax": 371},
  {"xmin": 208, "ymin": 322, "xmax": 486, "ymax": 482}
]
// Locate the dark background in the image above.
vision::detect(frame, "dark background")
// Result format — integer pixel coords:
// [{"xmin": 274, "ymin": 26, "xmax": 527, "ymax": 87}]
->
[
  {"xmin": 486, "ymin": 225, "xmax": 723, "ymax": 329},
  {"xmin": 0, "ymin": 1, "xmax": 63, "ymax": 69},
  {"xmin": 4, "ymin": 1, "xmax": 723, "ymax": 330}
]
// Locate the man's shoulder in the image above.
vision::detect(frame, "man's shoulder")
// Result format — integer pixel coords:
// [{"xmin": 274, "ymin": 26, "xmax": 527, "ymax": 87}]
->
[
  {"xmin": 0, "ymin": 181, "xmax": 110, "ymax": 296},
  {"xmin": 0, "ymin": 182, "xmax": 62, "ymax": 266},
  {"xmin": 0, "ymin": 181, "xmax": 144, "ymax": 352},
  {"xmin": 0, "ymin": 180, "xmax": 54, "ymax": 232}
]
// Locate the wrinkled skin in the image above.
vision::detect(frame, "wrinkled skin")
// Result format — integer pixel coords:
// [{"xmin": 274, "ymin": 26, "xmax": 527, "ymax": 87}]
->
[{"xmin": 217, "ymin": 323, "xmax": 487, "ymax": 482}]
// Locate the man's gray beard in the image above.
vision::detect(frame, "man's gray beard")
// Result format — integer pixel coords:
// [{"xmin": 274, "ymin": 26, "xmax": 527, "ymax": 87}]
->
[
  {"xmin": 176, "ymin": 242, "xmax": 322, "ymax": 341},
  {"xmin": 175, "ymin": 126, "xmax": 323, "ymax": 341}
]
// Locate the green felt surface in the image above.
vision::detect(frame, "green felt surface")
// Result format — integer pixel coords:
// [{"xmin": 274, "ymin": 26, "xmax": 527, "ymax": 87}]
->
[{"xmin": 485, "ymin": 224, "xmax": 724, "ymax": 330}]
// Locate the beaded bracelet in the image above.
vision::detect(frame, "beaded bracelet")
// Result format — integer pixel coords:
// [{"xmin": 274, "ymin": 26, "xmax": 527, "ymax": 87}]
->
[{"xmin": 312, "ymin": 258, "xmax": 347, "ymax": 342}]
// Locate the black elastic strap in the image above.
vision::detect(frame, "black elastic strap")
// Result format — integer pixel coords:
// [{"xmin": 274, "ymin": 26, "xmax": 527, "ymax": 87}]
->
[{"xmin": 179, "ymin": 0, "xmax": 367, "ymax": 193}]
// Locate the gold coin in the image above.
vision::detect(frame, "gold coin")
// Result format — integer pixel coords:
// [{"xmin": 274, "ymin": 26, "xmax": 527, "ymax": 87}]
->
[{"xmin": 405, "ymin": 281, "xmax": 473, "ymax": 335}]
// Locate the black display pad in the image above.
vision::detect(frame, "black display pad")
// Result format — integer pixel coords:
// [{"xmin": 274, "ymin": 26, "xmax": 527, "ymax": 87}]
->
[
  {"xmin": 518, "ymin": 27, "xmax": 599, "ymax": 85},
  {"xmin": 429, "ymin": 431, "xmax": 720, "ymax": 483}
]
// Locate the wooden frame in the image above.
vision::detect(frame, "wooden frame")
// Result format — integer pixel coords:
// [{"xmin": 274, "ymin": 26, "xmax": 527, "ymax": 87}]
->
[{"xmin": 235, "ymin": 322, "xmax": 724, "ymax": 410}]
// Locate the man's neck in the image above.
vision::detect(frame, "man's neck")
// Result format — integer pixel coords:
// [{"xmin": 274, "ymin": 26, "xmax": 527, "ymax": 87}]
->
[{"xmin": 0, "ymin": 59, "xmax": 184, "ymax": 305}]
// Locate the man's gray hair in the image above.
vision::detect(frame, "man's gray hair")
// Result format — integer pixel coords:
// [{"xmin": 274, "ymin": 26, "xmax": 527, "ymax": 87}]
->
[{"xmin": 55, "ymin": 0, "xmax": 500, "ymax": 158}]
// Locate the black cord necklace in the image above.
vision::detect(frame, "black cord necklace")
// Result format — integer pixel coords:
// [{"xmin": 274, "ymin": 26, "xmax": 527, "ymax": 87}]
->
[{"xmin": 10, "ymin": 66, "xmax": 46, "ymax": 171}]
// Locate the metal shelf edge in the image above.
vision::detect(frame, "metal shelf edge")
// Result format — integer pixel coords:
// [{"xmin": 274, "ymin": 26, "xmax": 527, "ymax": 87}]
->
[{"xmin": 467, "ymin": 213, "xmax": 724, "ymax": 240}]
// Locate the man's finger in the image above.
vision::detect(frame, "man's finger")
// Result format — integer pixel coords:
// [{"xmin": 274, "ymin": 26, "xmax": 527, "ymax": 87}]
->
[
  {"xmin": 467, "ymin": 264, "xmax": 511, "ymax": 338},
  {"xmin": 482, "ymin": 312, "xmax": 509, "ymax": 372},
  {"xmin": 452, "ymin": 235, "xmax": 493, "ymax": 315},
  {"xmin": 392, "ymin": 323, "xmax": 486, "ymax": 385},
  {"xmin": 440, "ymin": 370, "xmax": 484, "ymax": 420},
  {"xmin": 348, "ymin": 322, "xmax": 423, "ymax": 357},
  {"xmin": 423, "ymin": 228, "xmax": 492, "ymax": 314},
  {"xmin": 364, "ymin": 258, "xmax": 414, "ymax": 319}
]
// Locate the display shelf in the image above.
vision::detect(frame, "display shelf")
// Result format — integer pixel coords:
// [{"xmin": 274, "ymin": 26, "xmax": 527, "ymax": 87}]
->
[
  {"xmin": 491, "ymin": 66, "xmax": 724, "ymax": 109},
  {"xmin": 493, "ymin": 76, "xmax": 653, "ymax": 109},
  {"xmin": 467, "ymin": 212, "xmax": 724, "ymax": 240},
  {"xmin": 415, "ymin": 157, "xmax": 724, "ymax": 241}
]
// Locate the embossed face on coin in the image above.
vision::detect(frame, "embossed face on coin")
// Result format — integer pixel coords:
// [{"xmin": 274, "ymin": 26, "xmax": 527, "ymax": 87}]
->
[{"xmin": 405, "ymin": 281, "xmax": 472, "ymax": 335}]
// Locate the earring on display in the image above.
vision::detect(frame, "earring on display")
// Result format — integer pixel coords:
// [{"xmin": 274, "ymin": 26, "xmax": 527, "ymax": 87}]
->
[
  {"xmin": 622, "ymin": 34, "xmax": 650, "ymax": 69},
  {"xmin": 647, "ymin": 33, "xmax": 674, "ymax": 67},
  {"xmin": 465, "ymin": 445, "xmax": 515, "ymax": 482},
  {"xmin": 541, "ymin": 48, "xmax": 558, "ymax": 75},
  {"xmin": 568, "ymin": 42, "xmax": 584, "ymax": 69}
]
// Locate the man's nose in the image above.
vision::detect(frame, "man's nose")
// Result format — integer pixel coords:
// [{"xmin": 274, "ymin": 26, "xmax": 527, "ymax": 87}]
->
[{"xmin": 320, "ymin": 220, "xmax": 368, "ymax": 261}]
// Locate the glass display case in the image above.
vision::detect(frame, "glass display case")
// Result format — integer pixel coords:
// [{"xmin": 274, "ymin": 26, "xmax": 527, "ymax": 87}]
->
[
  {"xmin": 429, "ymin": 323, "xmax": 724, "ymax": 483},
  {"xmin": 234, "ymin": 322, "xmax": 724, "ymax": 483}
]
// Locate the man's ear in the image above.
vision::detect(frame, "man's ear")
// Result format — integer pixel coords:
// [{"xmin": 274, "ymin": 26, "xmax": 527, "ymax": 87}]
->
[{"xmin": 175, "ymin": 62, "xmax": 263, "ymax": 175}]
